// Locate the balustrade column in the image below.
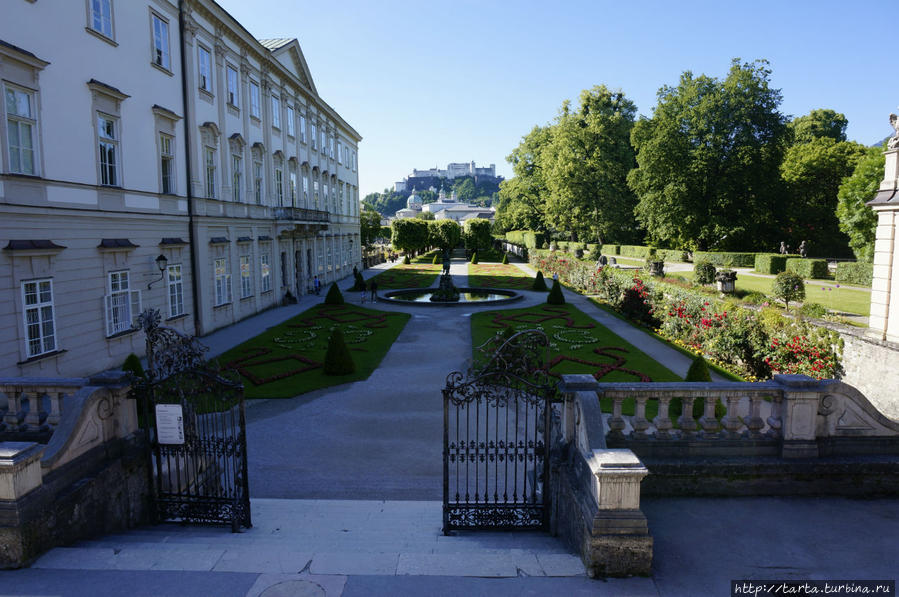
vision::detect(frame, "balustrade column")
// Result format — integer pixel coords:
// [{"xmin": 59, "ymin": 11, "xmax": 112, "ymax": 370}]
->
[
  {"xmin": 653, "ymin": 396, "xmax": 673, "ymax": 439},
  {"xmin": 678, "ymin": 396, "xmax": 698, "ymax": 437},
  {"xmin": 699, "ymin": 395, "xmax": 721, "ymax": 436},
  {"xmin": 632, "ymin": 395, "xmax": 650, "ymax": 438},
  {"xmin": 4, "ymin": 388, "xmax": 24, "ymax": 429},
  {"xmin": 745, "ymin": 395, "xmax": 765, "ymax": 438},
  {"xmin": 722, "ymin": 395, "xmax": 743, "ymax": 438},
  {"xmin": 24, "ymin": 391, "xmax": 44, "ymax": 432},
  {"xmin": 607, "ymin": 396, "xmax": 626, "ymax": 439}
]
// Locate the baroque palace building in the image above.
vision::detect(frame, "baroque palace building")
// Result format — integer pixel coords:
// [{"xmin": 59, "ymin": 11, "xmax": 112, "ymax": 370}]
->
[{"xmin": 0, "ymin": 0, "xmax": 361, "ymax": 378}]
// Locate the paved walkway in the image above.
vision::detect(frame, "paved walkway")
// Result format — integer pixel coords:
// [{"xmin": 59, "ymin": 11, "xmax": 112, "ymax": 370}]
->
[{"xmin": 3, "ymin": 256, "xmax": 896, "ymax": 596}]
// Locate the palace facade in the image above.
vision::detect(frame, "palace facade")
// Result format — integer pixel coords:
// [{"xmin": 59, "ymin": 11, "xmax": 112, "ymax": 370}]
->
[{"xmin": 0, "ymin": 0, "xmax": 361, "ymax": 378}]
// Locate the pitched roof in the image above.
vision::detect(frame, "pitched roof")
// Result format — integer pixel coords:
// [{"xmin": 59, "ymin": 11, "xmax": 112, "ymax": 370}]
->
[{"xmin": 258, "ymin": 38, "xmax": 293, "ymax": 51}]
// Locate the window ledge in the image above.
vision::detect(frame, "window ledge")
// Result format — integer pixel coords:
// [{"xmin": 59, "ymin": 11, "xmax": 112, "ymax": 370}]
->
[
  {"xmin": 151, "ymin": 61, "xmax": 174, "ymax": 77},
  {"xmin": 227, "ymin": 104, "xmax": 240, "ymax": 117},
  {"xmin": 165, "ymin": 313, "xmax": 188, "ymax": 322},
  {"xmin": 250, "ymin": 115, "xmax": 261, "ymax": 126},
  {"xmin": 240, "ymin": 295, "xmax": 254, "ymax": 301},
  {"xmin": 106, "ymin": 328, "xmax": 138, "ymax": 340},
  {"xmin": 261, "ymin": 289, "xmax": 273, "ymax": 295},
  {"xmin": 214, "ymin": 302, "xmax": 232, "ymax": 309},
  {"xmin": 198, "ymin": 88, "xmax": 214, "ymax": 102},
  {"xmin": 17, "ymin": 349, "xmax": 67, "ymax": 366},
  {"xmin": 85, "ymin": 27, "xmax": 118, "ymax": 47}
]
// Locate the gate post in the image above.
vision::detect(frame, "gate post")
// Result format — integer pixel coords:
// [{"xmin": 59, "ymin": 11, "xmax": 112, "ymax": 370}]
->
[{"xmin": 556, "ymin": 375, "xmax": 653, "ymax": 577}]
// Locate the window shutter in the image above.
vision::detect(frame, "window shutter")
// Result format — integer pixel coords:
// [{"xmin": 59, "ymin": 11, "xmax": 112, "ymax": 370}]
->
[
  {"xmin": 105, "ymin": 295, "xmax": 114, "ymax": 336},
  {"xmin": 130, "ymin": 290, "xmax": 142, "ymax": 327}
]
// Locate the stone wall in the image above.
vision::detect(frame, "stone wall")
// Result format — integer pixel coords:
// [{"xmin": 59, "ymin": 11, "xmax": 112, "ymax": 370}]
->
[
  {"xmin": 0, "ymin": 436, "xmax": 150, "ymax": 569},
  {"xmin": 837, "ymin": 327, "xmax": 899, "ymax": 421}
]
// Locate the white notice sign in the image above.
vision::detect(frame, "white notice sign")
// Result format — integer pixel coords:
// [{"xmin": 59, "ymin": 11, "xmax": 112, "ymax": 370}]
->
[{"xmin": 155, "ymin": 404, "xmax": 185, "ymax": 445}]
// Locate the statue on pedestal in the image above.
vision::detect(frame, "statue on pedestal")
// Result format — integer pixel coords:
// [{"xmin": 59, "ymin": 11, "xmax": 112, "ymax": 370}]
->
[{"xmin": 889, "ymin": 113, "xmax": 899, "ymax": 151}]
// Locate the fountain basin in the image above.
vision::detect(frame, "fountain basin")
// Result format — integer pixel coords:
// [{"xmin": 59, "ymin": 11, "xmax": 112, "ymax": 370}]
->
[{"xmin": 380, "ymin": 287, "xmax": 522, "ymax": 306}]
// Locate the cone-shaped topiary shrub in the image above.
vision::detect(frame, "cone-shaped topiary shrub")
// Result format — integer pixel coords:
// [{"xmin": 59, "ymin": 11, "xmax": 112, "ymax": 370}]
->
[
  {"xmin": 532, "ymin": 271, "xmax": 548, "ymax": 291},
  {"xmin": 122, "ymin": 353, "xmax": 145, "ymax": 378},
  {"xmin": 324, "ymin": 282, "xmax": 344, "ymax": 305},
  {"xmin": 670, "ymin": 354, "xmax": 721, "ymax": 419},
  {"xmin": 501, "ymin": 253, "xmax": 509, "ymax": 264},
  {"xmin": 547, "ymin": 278, "xmax": 565, "ymax": 305},
  {"xmin": 685, "ymin": 354, "xmax": 712, "ymax": 381},
  {"xmin": 403, "ymin": 255, "xmax": 411, "ymax": 264},
  {"xmin": 323, "ymin": 328, "xmax": 355, "ymax": 375},
  {"xmin": 470, "ymin": 252, "xmax": 478, "ymax": 264},
  {"xmin": 351, "ymin": 271, "xmax": 365, "ymax": 291}
]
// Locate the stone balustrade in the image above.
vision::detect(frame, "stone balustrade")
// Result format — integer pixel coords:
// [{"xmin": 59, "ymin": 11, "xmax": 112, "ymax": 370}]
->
[
  {"xmin": 597, "ymin": 375, "xmax": 899, "ymax": 459},
  {"xmin": 0, "ymin": 378, "xmax": 89, "ymax": 439}
]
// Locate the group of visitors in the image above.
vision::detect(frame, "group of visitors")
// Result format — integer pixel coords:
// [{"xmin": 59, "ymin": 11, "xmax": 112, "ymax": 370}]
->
[{"xmin": 359, "ymin": 279, "xmax": 378, "ymax": 303}]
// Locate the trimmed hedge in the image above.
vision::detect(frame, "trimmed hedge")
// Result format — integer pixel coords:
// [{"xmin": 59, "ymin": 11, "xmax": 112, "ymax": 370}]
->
[
  {"xmin": 547, "ymin": 278, "xmax": 565, "ymax": 305},
  {"xmin": 602, "ymin": 244, "xmax": 620, "ymax": 255},
  {"xmin": 323, "ymin": 328, "xmax": 355, "ymax": 375},
  {"xmin": 785, "ymin": 258, "xmax": 829, "ymax": 280},
  {"xmin": 532, "ymin": 271, "xmax": 548, "ymax": 291},
  {"xmin": 657, "ymin": 249, "xmax": 689, "ymax": 262},
  {"xmin": 618, "ymin": 245, "xmax": 652, "ymax": 259},
  {"xmin": 325, "ymin": 282, "xmax": 344, "ymax": 305},
  {"xmin": 754, "ymin": 253, "xmax": 800, "ymax": 275},
  {"xmin": 835, "ymin": 262, "xmax": 873, "ymax": 286},
  {"xmin": 506, "ymin": 230, "xmax": 546, "ymax": 249},
  {"xmin": 692, "ymin": 251, "xmax": 757, "ymax": 267}
]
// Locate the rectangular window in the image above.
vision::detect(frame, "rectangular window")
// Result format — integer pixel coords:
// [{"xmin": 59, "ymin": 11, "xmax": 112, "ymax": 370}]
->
[
  {"xmin": 302, "ymin": 172, "xmax": 309, "ymax": 203},
  {"xmin": 286, "ymin": 105, "xmax": 295, "ymax": 137},
  {"xmin": 198, "ymin": 46, "xmax": 212, "ymax": 92},
  {"xmin": 300, "ymin": 114, "xmax": 307, "ymax": 143},
  {"xmin": 260, "ymin": 252, "xmax": 271, "ymax": 292},
  {"xmin": 254, "ymin": 160, "xmax": 263, "ymax": 204},
  {"xmin": 274, "ymin": 164, "xmax": 283, "ymax": 206},
  {"xmin": 239, "ymin": 255, "xmax": 252, "ymax": 298},
  {"xmin": 320, "ymin": 130, "xmax": 326, "ymax": 154},
  {"xmin": 227, "ymin": 66, "xmax": 239, "ymax": 107},
  {"xmin": 90, "ymin": 0, "xmax": 113, "ymax": 38},
  {"xmin": 352, "ymin": 150, "xmax": 356, "ymax": 171},
  {"xmin": 289, "ymin": 169, "xmax": 297, "ymax": 206},
  {"xmin": 311, "ymin": 123, "xmax": 317, "ymax": 149},
  {"xmin": 105, "ymin": 271, "xmax": 140, "ymax": 336},
  {"xmin": 98, "ymin": 115, "xmax": 118, "ymax": 186},
  {"xmin": 151, "ymin": 13, "xmax": 170, "ymax": 70},
  {"xmin": 205, "ymin": 147, "xmax": 216, "ymax": 198},
  {"xmin": 271, "ymin": 95, "xmax": 281, "ymax": 129},
  {"xmin": 167, "ymin": 264, "xmax": 184, "ymax": 318},
  {"xmin": 5, "ymin": 87, "xmax": 37, "ymax": 175},
  {"xmin": 160, "ymin": 133, "xmax": 174, "ymax": 194},
  {"xmin": 249, "ymin": 81, "xmax": 260, "ymax": 118},
  {"xmin": 327, "ymin": 244, "xmax": 332, "ymax": 272},
  {"xmin": 22, "ymin": 279, "xmax": 56, "ymax": 358},
  {"xmin": 214, "ymin": 257, "xmax": 232, "ymax": 306},
  {"xmin": 232, "ymin": 154, "xmax": 242, "ymax": 202},
  {"xmin": 330, "ymin": 136, "xmax": 335, "ymax": 159},
  {"xmin": 337, "ymin": 140, "xmax": 342, "ymax": 164}
]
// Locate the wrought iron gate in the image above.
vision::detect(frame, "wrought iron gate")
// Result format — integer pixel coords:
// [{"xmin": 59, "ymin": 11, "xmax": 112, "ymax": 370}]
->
[
  {"xmin": 132, "ymin": 309, "xmax": 251, "ymax": 532},
  {"xmin": 443, "ymin": 330, "xmax": 555, "ymax": 533}
]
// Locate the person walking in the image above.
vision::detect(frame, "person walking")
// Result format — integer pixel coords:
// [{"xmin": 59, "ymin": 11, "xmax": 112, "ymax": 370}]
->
[
  {"xmin": 313, "ymin": 275, "xmax": 321, "ymax": 295},
  {"xmin": 370, "ymin": 280, "xmax": 378, "ymax": 302},
  {"xmin": 359, "ymin": 279, "xmax": 367, "ymax": 304}
]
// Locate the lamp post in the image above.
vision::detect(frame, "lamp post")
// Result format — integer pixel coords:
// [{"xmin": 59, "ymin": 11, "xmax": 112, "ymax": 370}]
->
[{"xmin": 147, "ymin": 254, "xmax": 169, "ymax": 289}]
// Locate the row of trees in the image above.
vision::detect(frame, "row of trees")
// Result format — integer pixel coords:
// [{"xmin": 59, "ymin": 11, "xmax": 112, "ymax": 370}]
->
[
  {"xmin": 495, "ymin": 59, "xmax": 884, "ymax": 259},
  {"xmin": 389, "ymin": 218, "xmax": 493, "ymax": 255}
]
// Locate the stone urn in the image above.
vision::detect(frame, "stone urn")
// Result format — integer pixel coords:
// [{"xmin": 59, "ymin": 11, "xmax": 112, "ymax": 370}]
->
[
  {"xmin": 716, "ymin": 270, "xmax": 737, "ymax": 294},
  {"xmin": 647, "ymin": 260, "xmax": 665, "ymax": 277}
]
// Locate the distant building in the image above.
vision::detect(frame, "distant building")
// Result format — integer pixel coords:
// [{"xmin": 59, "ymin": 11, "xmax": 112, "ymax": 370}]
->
[
  {"xmin": 393, "ymin": 161, "xmax": 501, "ymax": 192},
  {"xmin": 393, "ymin": 191, "xmax": 423, "ymax": 219}
]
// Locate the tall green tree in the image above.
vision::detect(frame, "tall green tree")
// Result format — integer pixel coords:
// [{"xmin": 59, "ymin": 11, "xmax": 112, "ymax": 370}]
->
[
  {"xmin": 628, "ymin": 59, "xmax": 790, "ymax": 251},
  {"xmin": 453, "ymin": 178, "xmax": 476, "ymax": 202},
  {"xmin": 541, "ymin": 86, "xmax": 639, "ymax": 243},
  {"xmin": 780, "ymin": 136, "xmax": 866, "ymax": 256},
  {"xmin": 788, "ymin": 109, "xmax": 848, "ymax": 144},
  {"xmin": 837, "ymin": 146, "xmax": 885, "ymax": 261},
  {"xmin": 428, "ymin": 219, "xmax": 462, "ymax": 251},
  {"xmin": 494, "ymin": 126, "xmax": 551, "ymax": 234},
  {"xmin": 390, "ymin": 218, "xmax": 429, "ymax": 255},
  {"xmin": 463, "ymin": 218, "xmax": 492, "ymax": 253},
  {"xmin": 360, "ymin": 207, "xmax": 383, "ymax": 249}
]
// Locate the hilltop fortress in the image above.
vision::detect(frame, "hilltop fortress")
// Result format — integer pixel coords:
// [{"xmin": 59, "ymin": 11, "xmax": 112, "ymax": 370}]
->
[{"xmin": 394, "ymin": 161, "xmax": 501, "ymax": 192}]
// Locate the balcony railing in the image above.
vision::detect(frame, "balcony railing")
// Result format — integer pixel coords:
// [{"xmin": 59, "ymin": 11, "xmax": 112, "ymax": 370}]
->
[{"xmin": 272, "ymin": 207, "xmax": 330, "ymax": 223}]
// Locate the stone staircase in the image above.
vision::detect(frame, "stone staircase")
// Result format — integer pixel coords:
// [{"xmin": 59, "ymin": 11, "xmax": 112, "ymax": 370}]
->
[{"xmin": 32, "ymin": 499, "xmax": 586, "ymax": 578}]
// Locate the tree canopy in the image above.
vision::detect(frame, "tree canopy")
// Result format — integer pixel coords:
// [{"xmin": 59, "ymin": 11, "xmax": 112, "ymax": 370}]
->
[
  {"xmin": 360, "ymin": 206, "xmax": 383, "ymax": 249},
  {"xmin": 788, "ymin": 109, "xmax": 848, "ymax": 144},
  {"xmin": 463, "ymin": 218, "xmax": 493, "ymax": 252},
  {"xmin": 390, "ymin": 218, "xmax": 429, "ymax": 254},
  {"xmin": 837, "ymin": 146, "xmax": 884, "ymax": 261},
  {"xmin": 428, "ymin": 219, "xmax": 462, "ymax": 251},
  {"xmin": 628, "ymin": 59, "xmax": 790, "ymax": 251}
]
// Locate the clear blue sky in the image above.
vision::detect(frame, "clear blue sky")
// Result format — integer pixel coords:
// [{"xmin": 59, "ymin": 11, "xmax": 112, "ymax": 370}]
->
[{"xmin": 217, "ymin": 0, "xmax": 898, "ymax": 197}]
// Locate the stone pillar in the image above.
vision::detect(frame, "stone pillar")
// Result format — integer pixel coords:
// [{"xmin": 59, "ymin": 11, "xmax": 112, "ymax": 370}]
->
[
  {"xmin": 0, "ymin": 443, "xmax": 43, "ymax": 502},
  {"xmin": 868, "ymin": 146, "xmax": 899, "ymax": 343},
  {"xmin": 776, "ymin": 374, "xmax": 821, "ymax": 458}
]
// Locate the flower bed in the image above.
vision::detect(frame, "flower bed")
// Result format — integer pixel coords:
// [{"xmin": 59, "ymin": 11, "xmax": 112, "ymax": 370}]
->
[{"xmin": 529, "ymin": 250, "xmax": 844, "ymax": 381}]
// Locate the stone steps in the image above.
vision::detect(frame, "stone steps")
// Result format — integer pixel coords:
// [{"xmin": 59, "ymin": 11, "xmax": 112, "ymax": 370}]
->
[{"xmin": 32, "ymin": 499, "xmax": 586, "ymax": 578}]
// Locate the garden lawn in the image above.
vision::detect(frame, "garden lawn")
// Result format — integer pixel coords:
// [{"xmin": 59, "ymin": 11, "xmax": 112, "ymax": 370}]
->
[
  {"xmin": 366, "ymin": 260, "xmax": 441, "ymax": 289},
  {"xmin": 471, "ymin": 303, "xmax": 680, "ymax": 418},
  {"xmin": 674, "ymin": 271, "xmax": 870, "ymax": 316},
  {"xmin": 214, "ymin": 304, "xmax": 410, "ymax": 398},
  {"xmin": 468, "ymin": 262, "xmax": 535, "ymax": 290}
]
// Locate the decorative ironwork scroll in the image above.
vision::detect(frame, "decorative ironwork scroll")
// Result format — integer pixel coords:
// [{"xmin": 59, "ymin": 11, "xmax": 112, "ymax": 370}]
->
[
  {"xmin": 443, "ymin": 329, "xmax": 556, "ymax": 533},
  {"xmin": 132, "ymin": 308, "xmax": 251, "ymax": 532}
]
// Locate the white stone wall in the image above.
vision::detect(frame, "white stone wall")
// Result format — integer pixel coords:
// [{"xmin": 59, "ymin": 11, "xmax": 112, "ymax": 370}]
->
[{"xmin": 838, "ymin": 328, "xmax": 899, "ymax": 421}]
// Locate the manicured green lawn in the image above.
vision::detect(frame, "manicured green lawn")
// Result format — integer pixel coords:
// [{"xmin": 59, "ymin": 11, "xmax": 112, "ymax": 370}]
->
[
  {"xmin": 471, "ymin": 303, "xmax": 680, "ymax": 417},
  {"xmin": 215, "ymin": 304, "xmax": 410, "ymax": 398},
  {"xmin": 467, "ymin": 262, "xmax": 536, "ymax": 290},
  {"xmin": 672, "ymin": 271, "xmax": 870, "ymax": 316},
  {"xmin": 366, "ymin": 260, "xmax": 442, "ymax": 289}
]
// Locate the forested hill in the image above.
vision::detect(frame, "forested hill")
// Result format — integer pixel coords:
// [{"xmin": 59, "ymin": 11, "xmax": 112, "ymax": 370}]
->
[{"xmin": 363, "ymin": 175, "xmax": 500, "ymax": 216}]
